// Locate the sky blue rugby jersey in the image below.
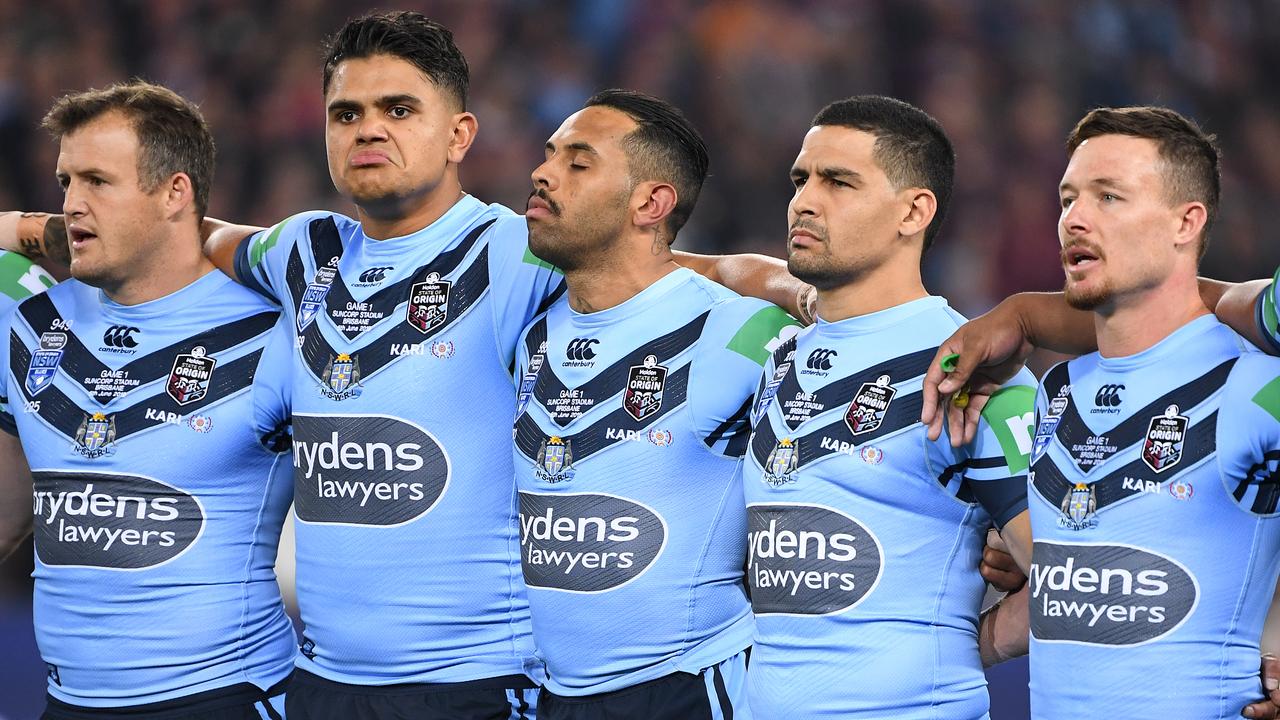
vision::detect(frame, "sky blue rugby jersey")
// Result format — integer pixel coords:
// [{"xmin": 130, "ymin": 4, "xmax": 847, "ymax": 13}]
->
[
  {"xmin": 1027, "ymin": 315, "xmax": 1280, "ymax": 718},
  {"xmin": 512, "ymin": 268, "xmax": 798, "ymax": 696},
  {"xmin": 0, "ymin": 270, "xmax": 295, "ymax": 707},
  {"xmin": 742, "ymin": 296, "xmax": 1035, "ymax": 720},
  {"xmin": 234, "ymin": 195, "xmax": 563, "ymax": 684},
  {"xmin": 1256, "ymin": 267, "xmax": 1280, "ymax": 353}
]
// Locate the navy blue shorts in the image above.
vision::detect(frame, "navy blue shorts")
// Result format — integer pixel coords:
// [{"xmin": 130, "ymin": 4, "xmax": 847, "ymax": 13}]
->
[
  {"xmin": 285, "ymin": 669, "xmax": 537, "ymax": 720},
  {"xmin": 43, "ymin": 677, "xmax": 288, "ymax": 720},
  {"xmin": 538, "ymin": 651, "xmax": 747, "ymax": 720}
]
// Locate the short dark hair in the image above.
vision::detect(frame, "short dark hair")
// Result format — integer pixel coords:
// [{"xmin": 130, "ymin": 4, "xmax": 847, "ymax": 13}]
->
[
  {"xmin": 41, "ymin": 81, "xmax": 215, "ymax": 220},
  {"xmin": 1066, "ymin": 106, "xmax": 1221, "ymax": 259},
  {"xmin": 323, "ymin": 11, "xmax": 469, "ymax": 110},
  {"xmin": 812, "ymin": 96, "xmax": 955, "ymax": 252},
  {"xmin": 584, "ymin": 89, "xmax": 710, "ymax": 242}
]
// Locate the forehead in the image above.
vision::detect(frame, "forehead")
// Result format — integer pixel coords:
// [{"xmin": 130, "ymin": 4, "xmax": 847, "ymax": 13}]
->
[
  {"xmin": 794, "ymin": 125, "xmax": 879, "ymax": 170},
  {"xmin": 1062, "ymin": 134, "xmax": 1163, "ymax": 188},
  {"xmin": 547, "ymin": 106, "xmax": 637, "ymax": 153},
  {"xmin": 326, "ymin": 54, "xmax": 448, "ymax": 105},
  {"xmin": 57, "ymin": 111, "xmax": 140, "ymax": 171}
]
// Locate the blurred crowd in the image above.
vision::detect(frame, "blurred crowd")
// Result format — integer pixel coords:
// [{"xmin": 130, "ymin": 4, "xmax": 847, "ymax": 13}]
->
[{"xmin": 2, "ymin": 0, "xmax": 1279, "ymax": 312}]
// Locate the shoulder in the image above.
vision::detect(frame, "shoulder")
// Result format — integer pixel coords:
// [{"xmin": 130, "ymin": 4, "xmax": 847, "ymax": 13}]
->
[
  {"xmin": 706, "ymin": 292, "xmax": 799, "ymax": 368},
  {"xmin": 1224, "ymin": 349, "xmax": 1280, "ymax": 409}
]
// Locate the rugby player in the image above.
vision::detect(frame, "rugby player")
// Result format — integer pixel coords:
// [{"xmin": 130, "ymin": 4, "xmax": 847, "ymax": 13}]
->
[
  {"xmin": 513, "ymin": 88, "xmax": 796, "ymax": 718},
  {"xmin": 743, "ymin": 95, "xmax": 1035, "ymax": 718},
  {"xmin": 0, "ymin": 82, "xmax": 295, "ymax": 719}
]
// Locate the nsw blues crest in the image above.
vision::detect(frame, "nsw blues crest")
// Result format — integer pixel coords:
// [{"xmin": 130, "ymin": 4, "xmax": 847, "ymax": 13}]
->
[
  {"xmin": 26, "ymin": 331, "xmax": 67, "ymax": 396},
  {"xmin": 1059, "ymin": 481, "xmax": 1098, "ymax": 531},
  {"xmin": 535, "ymin": 436, "xmax": 575, "ymax": 483},
  {"xmin": 762, "ymin": 437, "xmax": 800, "ymax": 487},
  {"xmin": 515, "ymin": 343, "xmax": 546, "ymax": 422},
  {"xmin": 320, "ymin": 353, "xmax": 362, "ymax": 401},
  {"xmin": 753, "ymin": 357, "xmax": 792, "ymax": 424},
  {"xmin": 624, "ymin": 354, "xmax": 667, "ymax": 422},
  {"xmin": 73, "ymin": 412, "xmax": 117, "ymax": 459},
  {"xmin": 1032, "ymin": 386, "xmax": 1071, "ymax": 464},
  {"xmin": 297, "ymin": 259, "xmax": 338, "ymax": 332}
]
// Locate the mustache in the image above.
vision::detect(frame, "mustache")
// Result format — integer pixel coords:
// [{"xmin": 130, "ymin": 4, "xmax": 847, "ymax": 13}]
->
[
  {"xmin": 789, "ymin": 219, "xmax": 828, "ymax": 243},
  {"xmin": 1060, "ymin": 240, "xmax": 1105, "ymax": 265},
  {"xmin": 529, "ymin": 188, "xmax": 561, "ymax": 216}
]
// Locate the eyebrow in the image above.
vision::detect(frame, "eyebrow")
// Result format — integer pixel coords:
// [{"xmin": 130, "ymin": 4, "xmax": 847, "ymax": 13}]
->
[
  {"xmin": 791, "ymin": 165, "xmax": 863, "ymax": 183},
  {"xmin": 545, "ymin": 141, "xmax": 600, "ymax": 155},
  {"xmin": 1059, "ymin": 177, "xmax": 1128, "ymax": 193},
  {"xmin": 327, "ymin": 94, "xmax": 423, "ymax": 113}
]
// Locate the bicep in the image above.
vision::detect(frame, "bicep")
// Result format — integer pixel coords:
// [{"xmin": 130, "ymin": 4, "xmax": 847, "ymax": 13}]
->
[{"xmin": 203, "ymin": 217, "xmax": 263, "ymax": 281}]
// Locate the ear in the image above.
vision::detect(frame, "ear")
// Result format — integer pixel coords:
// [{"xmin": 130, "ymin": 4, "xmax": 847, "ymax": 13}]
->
[
  {"xmin": 447, "ymin": 112, "xmax": 479, "ymax": 165},
  {"xmin": 632, "ymin": 181, "xmax": 678, "ymax": 233},
  {"xmin": 1172, "ymin": 201, "xmax": 1207, "ymax": 251},
  {"xmin": 897, "ymin": 188, "xmax": 938, "ymax": 241},
  {"xmin": 161, "ymin": 172, "xmax": 196, "ymax": 219}
]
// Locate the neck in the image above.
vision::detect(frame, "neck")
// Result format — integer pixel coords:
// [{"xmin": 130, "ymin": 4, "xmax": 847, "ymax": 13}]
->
[
  {"xmin": 356, "ymin": 178, "xmax": 466, "ymax": 240},
  {"xmin": 815, "ymin": 255, "xmax": 928, "ymax": 322},
  {"xmin": 564, "ymin": 240, "xmax": 680, "ymax": 314},
  {"xmin": 105, "ymin": 227, "xmax": 215, "ymax": 306},
  {"xmin": 1094, "ymin": 271, "xmax": 1209, "ymax": 357}
]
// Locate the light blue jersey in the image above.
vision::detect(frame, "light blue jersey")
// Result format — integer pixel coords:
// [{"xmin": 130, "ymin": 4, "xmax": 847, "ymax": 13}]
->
[
  {"xmin": 743, "ymin": 296, "xmax": 1035, "ymax": 719},
  {"xmin": 1028, "ymin": 315, "xmax": 1280, "ymax": 718},
  {"xmin": 512, "ymin": 268, "xmax": 797, "ymax": 697},
  {"xmin": 1256, "ymin": 266, "xmax": 1280, "ymax": 354},
  {"xmin": 234, "ymin": 195, "xmax": 563, "ymax": 685},
  {"xmin": 0, "ymin": 271, "xmax": 295, "ymax": 707}
]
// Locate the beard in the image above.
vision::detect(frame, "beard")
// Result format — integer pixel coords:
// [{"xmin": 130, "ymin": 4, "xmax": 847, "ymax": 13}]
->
[
  {"xmin": 1063, "ymin": 276, "xmax": 1113, "ymax": 311},
  {"xmin": 527, "ymin": 190, "xmax": 628, "ymax": 272}
]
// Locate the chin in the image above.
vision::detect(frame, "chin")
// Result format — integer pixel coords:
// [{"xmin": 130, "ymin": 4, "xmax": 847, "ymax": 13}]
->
[{"xmin": 1064, "ymin": 282, "xmax": 1111, "ymax": 311}]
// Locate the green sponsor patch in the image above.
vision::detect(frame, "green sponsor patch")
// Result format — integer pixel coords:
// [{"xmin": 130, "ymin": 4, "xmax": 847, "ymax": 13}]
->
[
  {"xmin": 248, "ymin": 221, "xmax": 288, "ymax": 268},
  {"xmin": 1252, "ymin": 375, "xmax": 1280, "ymax": 424},
  {"xmin": 0, "ymin": 251, "xmax": 54, "ymax": 301},
  {"xmin": 980, "ymin": 385, "xmax": 1036, "ymax": 474},
  {"xmin": 522, "ymin": 246, "xmax": 560, "ymax": 272},
  {"xmin": 726, "ymin": 306, "xmax": 800, "ymax": 366}
]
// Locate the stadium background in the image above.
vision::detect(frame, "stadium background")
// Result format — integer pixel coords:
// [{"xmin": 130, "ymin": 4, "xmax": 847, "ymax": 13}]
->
[{"xmin": 2, "ymin": 0, "xmax": 1279, "ymax": 717}]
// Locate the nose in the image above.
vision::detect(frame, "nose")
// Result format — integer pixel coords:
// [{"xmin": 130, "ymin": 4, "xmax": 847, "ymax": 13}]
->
[
  {"xmin": 355, "ymin": 114, "xmax": 388, "ymax": 143},
  {"xmin": 789, "ymin": 181, "xmax": 819, "ymax": 220},
  {"xmin": 1060, "ymin": 199, "xmax": 1089, "ymax": 238},
  {"xmin": 531, "ymin": 158, "xmax": 557, "ymax": 192},
  {"xmin": 62, "ymin": 180, "xmax": 89, "ymax": 219}
]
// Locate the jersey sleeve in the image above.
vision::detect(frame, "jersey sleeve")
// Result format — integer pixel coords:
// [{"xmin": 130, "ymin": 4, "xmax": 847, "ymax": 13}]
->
[
  {"xmin": 0, "ymin": 250, "xmax": 55, "ymax": 303},
  {"xmin": 486, "ymin": 214, "xmax": 565, "ymax": 370},
  {"xmin": 1254, "ymin": 266, "xmax": 1280, "ymax": 355},
  {"xmin": 0, "ymin": 303, "xmax": 17, "ymax": 436},
  {"xmin": 249, "ymin": 317, "xmax": 294, "ymax": 453},
  {"xmin": 1217, "ymin": 353, "xmax": 1280, "ymax": 514},
  {"xmin": 232, "ymin": 211, "xmax": 335, "ymax": 304},
  {"xmin": 957, "ymin": 368, "xmax": 1037, "ymax": 528},
  {"xmin": 690, "ymin": 300, "xmax": 800, "ymax": 458}
]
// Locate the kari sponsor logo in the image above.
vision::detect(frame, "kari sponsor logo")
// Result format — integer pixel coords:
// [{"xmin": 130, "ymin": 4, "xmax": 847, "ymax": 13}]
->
[
  {"xmin": 1030, "ymin": 541, "xmax": 1198, "ymax": 646},
  {"xmin": 292, "ymin": 414, "xmax": 450, "ymax": 526},
  {"xmin": 747, "ymin": 503, "xmax": 883, "ymax": 615},
  {"xmin": 32, "ymin": 472, "xmax": 204, "ymax": 569}
]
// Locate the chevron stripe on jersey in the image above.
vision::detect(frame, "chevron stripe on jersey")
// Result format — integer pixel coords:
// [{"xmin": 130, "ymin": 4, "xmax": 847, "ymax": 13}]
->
[{"xmin": 770, "ymin": 347, "xmax": 934, "ymax": 431}]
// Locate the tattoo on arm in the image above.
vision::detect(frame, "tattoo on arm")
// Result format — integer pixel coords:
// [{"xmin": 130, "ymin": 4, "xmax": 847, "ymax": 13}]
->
[{"xmin": 43, "ymin": 215, "xmax": 70, "ymax": 265}]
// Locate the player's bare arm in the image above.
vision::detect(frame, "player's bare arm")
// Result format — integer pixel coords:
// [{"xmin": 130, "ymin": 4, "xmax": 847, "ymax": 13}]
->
[
  {"xmin": 978, "ymin": 583, "xmax": 1029, "ymax": 668},
  {"xmin": 0, "ymin": 211, "xmax": 71, "ymax": 269},
  {"xmin": 675, "ymin": 250, "xmax": 815, "ymax": 323},
  {"xmin": 0, "ymin": 431, "xmax": 34, "ymax": 563},
  {"xmin": 201, "ymin": 219, "xmax": 263, "ymax": 280}
]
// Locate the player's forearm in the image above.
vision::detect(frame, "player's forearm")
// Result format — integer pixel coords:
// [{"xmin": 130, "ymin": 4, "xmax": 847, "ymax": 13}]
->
[
  {"xmin": 1005, "ymin": 291, "xmax": 1097, "ymax": 355},
  {"xmin": 675, "ymin": 250, "xmax": 814, "ymax": 323},
  {"xmin": 201, "ymin": 217, "xmax": 262, "ymax": 281},
  {"xmin": 1208, "ymin": 277, "xmax": 1272, "ymax": 350},
  {"xmin": 0, "ymin": 211, "xmax": 70, "ymax": 268},
  {"xmin": 979, "ymin": 585, "xmax": 1030, "ymax": 667}
]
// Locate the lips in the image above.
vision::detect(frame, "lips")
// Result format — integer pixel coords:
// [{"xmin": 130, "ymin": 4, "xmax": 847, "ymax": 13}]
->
[
  {"xmin": 1063, "ymin": 244, "xmax": 1102, "ymax": 271},
  {"xmin": 349, "ymin": 150, "xmax": 391, "ymax": 167},
  {"xmin": 788, "ymin": 224, "xmax": 824, "ymax": 250},
  {"xmin": 526, "ymin": 192, "xmax": 558, "ymax": 220},
  {"xmin": 68, "ymin": 225, "xmax": 98, "ymax": 247}
]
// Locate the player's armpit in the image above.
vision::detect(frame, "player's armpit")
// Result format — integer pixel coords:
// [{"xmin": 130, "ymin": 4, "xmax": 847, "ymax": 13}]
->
[
  {"xmin": 0, "ymin": 431, "xmax": 34, "ymax": 563},
  {"xmin": 674, "ymin": 250, "xmax": 815, "ymax": 323},
  {"xmin": 203, "ymin": 217, "xmax": 264, "ymax": 281},
  {"xmin": 979, "ymin": 582, "xmax": 1029, "ymax": 667}
]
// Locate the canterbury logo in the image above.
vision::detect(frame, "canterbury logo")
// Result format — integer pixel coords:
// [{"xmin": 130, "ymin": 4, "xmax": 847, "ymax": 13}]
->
[
  {"xmin": 1094, "ymin": 384, "xmax": 1124, "ymax": 407},
  {"xmin": 806, "ymin": 348, "xmax": 838, "ymax": 371},
  {"xmin": 566, "ymin": 338, "xmax": 599, "ymax": 361},
  {"xmin": 102, "ymin": 325, "xmax": 140, "ymax": 349},
  {"xmin": 358, "ymin": 266, "xmax": 393, "ymax": 283}
]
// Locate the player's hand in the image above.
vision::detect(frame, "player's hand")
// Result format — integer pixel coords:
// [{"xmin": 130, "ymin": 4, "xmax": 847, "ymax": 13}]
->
[
  {"xmin": 1242, "ymin": 655, "xmax": 1280, "ymax": 717},
  {"xmin": 921, "ymin": 297, "xmax": 1035, "ymax": 446},
  {"xmin": 980, "ymin": 528, "xmax": 1026, "ymax": 593}
]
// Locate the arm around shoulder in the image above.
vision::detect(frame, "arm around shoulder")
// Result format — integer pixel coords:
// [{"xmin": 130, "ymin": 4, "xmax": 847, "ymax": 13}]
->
[{"xmin": 0, "ymin": 431, "xmax": 34, "ymax": 562}]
